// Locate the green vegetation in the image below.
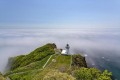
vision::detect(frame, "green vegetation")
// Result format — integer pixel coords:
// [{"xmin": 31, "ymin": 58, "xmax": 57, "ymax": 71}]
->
[
  {"xmin": 46, "ymin": 54, "xmax": 71, "ymax": 72},
  {"xmin": 6, "ymin": 43, "xmax": 57, "ymax": 80},
  {"xmin": 6, "ymin": 55, "xmax": 51, "ymax": 75},
  {"xmin": 74, "ymin": 67, "xmax": 112, "ymax": 80},
  {"xmin": 10, "ymin": 43, "xmax": 56, "ymax": 70},
  {"xmin": 6, "ymin": 54, "xmax": 72, "ymax": 80},
  {"xmin": 72, "ymin": 54, "xmax": 87, "ymax": 69},
  {"xmin": 45, "ymin": 53, "xmax": 59, "ymax": 66},
  {"xmin": 26, "ymin": 54, "xmax": 72, "ymax": 80},
  {"xmin": 43, "ymin": 69, "xmax": 75, "ymax": 80},
  {"xmin": 4, "ymin": 43, "xmax": 112, "ymax": 80}
]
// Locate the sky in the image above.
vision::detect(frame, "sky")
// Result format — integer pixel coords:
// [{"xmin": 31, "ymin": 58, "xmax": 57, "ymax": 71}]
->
[{"xmin": 0, "ymin": 0, "xmax": 120, "ymax": 28}]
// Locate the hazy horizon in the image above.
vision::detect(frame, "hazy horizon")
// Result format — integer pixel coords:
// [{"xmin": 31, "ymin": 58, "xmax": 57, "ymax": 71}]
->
[{"xmin": 0, "ymin": 28, "xmax": 120, "ymax": 79}]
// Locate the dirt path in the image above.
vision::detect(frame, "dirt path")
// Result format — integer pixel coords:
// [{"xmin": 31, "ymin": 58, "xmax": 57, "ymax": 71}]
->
[{"xmin": 42, "ymin": 55, "xmax": 53, "ymax": 69}]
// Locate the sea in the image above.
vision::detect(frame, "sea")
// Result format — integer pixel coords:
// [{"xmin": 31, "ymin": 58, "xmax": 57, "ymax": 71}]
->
[{"xmin": 0, "ymin": 28, "xmax": 120, "ymax": 79}]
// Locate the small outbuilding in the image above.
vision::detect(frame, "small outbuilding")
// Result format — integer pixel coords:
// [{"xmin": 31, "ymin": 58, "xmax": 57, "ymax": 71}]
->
[{"xmin": 61, "ymin": 50, "xmax": 67, "ymax": 55}]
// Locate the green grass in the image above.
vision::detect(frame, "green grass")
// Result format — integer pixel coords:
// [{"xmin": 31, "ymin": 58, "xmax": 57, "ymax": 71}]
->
[
  {"xmin": 6, "ymin": 54, "xmax": 89, "ymax": 80},
  {"xmin": 7, "ymin": 55, "xmax": 51, "ymax": 75},
  {"xmin": 5, "ymin": 43, "xmax": 90, "ymax": 80},
  {"xmin": 8, "ymin": 68, "xmax": 45, "ymax": 80},
  {"xmin": 7, "ymin": 54, "xmax": 70, "ymax": 80},
  {"xmin": 31, "ymin": 54, "xmax": 72, "ymax": 79},
  {"xmin": 10, "ymin": 43, "xmax": 56, "ymax": 70},
  {"xmin": 45, "ymin": 54, "xmax": 59, "ymax": 66},
  {"xmin": 6, "ymin": 55, "xmax": 52, "ymax": 80},
  {"xmin": 45, "ymin": 54, "xmax": 72, "ymax": 72}
]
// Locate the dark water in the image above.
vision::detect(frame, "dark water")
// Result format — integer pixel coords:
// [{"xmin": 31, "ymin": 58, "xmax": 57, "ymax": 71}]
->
[{"xmin": 0, "ymin": 28, "xmax": 120, "ymax": 79}]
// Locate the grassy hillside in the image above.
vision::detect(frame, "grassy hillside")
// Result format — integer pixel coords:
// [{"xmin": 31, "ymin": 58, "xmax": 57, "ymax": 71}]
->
[
  {"xmin": 46, "ymin": 54, "xmax": 72, "ymax": 72},
  {"xmin": 6, "ymin": 54, "xmax": 72, "ymax": 80},
  {"xmin": 26, "ymin": 54, "xmax": 72, "ymax": 80},
  {"xmin": 10, "ymin": 43, "xmax": 56, "ymax": 70},
  {"xmin": 5, "ymin": 43, "xmax": 73, "ymax": 79},
  {"xmin": 5, "ymin": 43, "xmax": 57, "ymax": 80},
  {"xmin": 6, "ymin": 55, "xmax": 51, "ymax": 75},
  {"xmin": 5, "ymin": 43, "xmax": 112, "ymax": 80}
]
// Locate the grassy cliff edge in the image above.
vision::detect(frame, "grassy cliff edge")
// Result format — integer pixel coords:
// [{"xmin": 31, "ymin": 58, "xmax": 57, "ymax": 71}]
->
[{"xmin": 4, "ymin": 43, "xmax": 112, "ymax": 80}]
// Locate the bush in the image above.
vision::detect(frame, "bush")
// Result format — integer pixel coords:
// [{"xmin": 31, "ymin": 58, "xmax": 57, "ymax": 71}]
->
[
  {"xmin": 74, "ymin": 68, "xmax": 112, "ymax": 80},
  {"xmin": 72, "ymin": 54, "xmax": 87, "ymax": 68}
]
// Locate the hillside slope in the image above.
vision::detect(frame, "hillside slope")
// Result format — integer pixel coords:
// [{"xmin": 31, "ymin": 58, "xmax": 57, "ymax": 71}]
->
[
  {"xmin": 10, "ymin": 43, "xmax": 56, "ymax": 70},
  {"xmin": 5, "ymin": 43, "xmax": 112, "ymax": 80}
]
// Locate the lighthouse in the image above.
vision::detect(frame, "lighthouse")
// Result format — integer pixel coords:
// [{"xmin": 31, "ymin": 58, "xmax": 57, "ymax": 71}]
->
[
  {"xmin": 65, "ymin": 44, "xmax": 70, "ymax": 54},
  {"xmin": 61, "ymin": 44, "xmax": 70, "ymax": 55}
]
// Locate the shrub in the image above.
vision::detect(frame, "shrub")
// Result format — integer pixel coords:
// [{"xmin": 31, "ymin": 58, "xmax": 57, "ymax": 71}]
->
[
  {"xmin": 74, "ymin": 68, "xmax": 112, "ymax": 80},
  {"xmin": 72, "ymin": 54, "xmax": 87, "ymax": 68}
]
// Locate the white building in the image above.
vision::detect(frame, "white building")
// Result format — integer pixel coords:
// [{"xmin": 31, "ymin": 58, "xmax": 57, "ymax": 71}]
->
[{"xmin": 61, "ymin": 50, "xmax": 67, "ymax": 55}]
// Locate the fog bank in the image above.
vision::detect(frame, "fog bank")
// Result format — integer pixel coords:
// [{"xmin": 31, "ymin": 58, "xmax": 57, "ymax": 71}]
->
[{"xmin": 0, "ymin": 28, "xmax": 120, "ymax": 79}]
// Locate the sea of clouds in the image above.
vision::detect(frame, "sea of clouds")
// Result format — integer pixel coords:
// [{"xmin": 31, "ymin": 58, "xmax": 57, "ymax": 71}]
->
[{"xmin": 0, "ymin": 28, "xmax": 120, "ymax": 79}]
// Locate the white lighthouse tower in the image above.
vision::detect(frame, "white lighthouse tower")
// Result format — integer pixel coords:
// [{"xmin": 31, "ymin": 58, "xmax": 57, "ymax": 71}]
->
[
  {"xmin": 61, "ymin": 44, "xmax": 70, "ymax": 55},
  {"xmin": 65, "ymin": 44, "xmax": 70, "ymax": 54}
]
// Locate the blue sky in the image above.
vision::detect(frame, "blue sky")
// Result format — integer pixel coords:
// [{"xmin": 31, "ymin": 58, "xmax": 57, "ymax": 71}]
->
[{"xmin": 0, "ymin": 0, "xmax": 120, "ymax": 28}]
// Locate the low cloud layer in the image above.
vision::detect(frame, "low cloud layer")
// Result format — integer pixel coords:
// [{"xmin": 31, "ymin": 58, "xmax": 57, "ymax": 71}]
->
[{"xmin": 0, "ymin": 28, "xmax": 120, "ymax": 78}]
